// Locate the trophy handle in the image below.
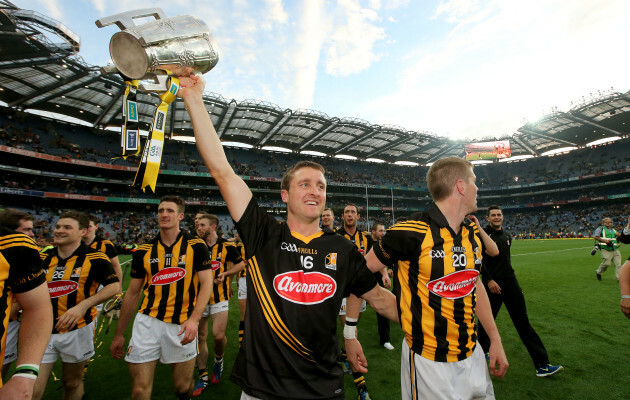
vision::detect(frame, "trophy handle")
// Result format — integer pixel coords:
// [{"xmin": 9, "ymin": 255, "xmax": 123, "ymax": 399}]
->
[{"xmin": 95, "ymin": 8, "xmax": 167, "ymax": 30}]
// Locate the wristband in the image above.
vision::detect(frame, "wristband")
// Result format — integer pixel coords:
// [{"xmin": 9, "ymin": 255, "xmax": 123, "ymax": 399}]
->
[
  {"xmin": 13, "ymin": 364, "xmax": 39, "ymax": 380},
  {"xmin": 343, "ymin": 323, "xmax": 357, "ymax": 340},
  {"xmin": 621, "ymin": 295, "xmax": 630, "ymax": 299},
  {"xmin": 345, "ymin": 317, "xmax": 358, "ymax": 326}
]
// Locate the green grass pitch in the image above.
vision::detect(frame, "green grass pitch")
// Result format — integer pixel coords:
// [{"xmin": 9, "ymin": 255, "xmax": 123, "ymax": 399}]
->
[{"xmin": 36, "ymin": 239, "xmax": 630, "ymax": 399}]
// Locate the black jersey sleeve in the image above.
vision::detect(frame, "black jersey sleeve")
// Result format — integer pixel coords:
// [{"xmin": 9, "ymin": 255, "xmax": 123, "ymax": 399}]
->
[
  {"xmin": 192, "ymin": 240, "xmax": 212, "ymax": 272},
  {"xmin": 129, "ymin": 247, "xmax": 148, "ymax": 279},
  {"xmin": 103, "ymin": 240, "xmax": 118, "ymax": 259},
  {"xmin": 346, "ymin": 246, "xmax": 378, "ymax": 298},
  {"xmin": 373, "ymin": 222, "xmax": 426, "ymax": 266},
  {"xmin": 235, "ymin": 197, "xmax": 278, "ymax": 260},
  {"xmin": 365, "ymin": 234, "xmax": 374, "ymax": 253},
  {"xmin": 90, "ymin": 255, "xmax": 119, "ymax": 286},
  {"xmin": 4, "ymin": 234, "xmax": 46, "ymax": 294},
  {"xmin": 226, "ymin": 243, "xmax": 243, "ymax": 265}
]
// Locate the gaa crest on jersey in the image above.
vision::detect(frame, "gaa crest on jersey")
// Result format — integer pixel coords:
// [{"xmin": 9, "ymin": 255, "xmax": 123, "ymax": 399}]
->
[
  {"xmin": 178, "ymin": 255, "xmax": 187, "ymax": 266},
  {"xmin": 151, "ymin": 267, "xmax": 187, "ymax": 285},
  {"xmin": 325, "ymin": 253, "xmax": 337, "ymax": 270},
  {"xmin": 48, "ymin": 280, "xmax": 79, "ymax": 298},
  {"xmin": 273, "ymin": 271, "xmax": 337, "ymax": 305},
  {"xmin": 426, "ymin": 269, "xmax": 479, "ymax": 300}
]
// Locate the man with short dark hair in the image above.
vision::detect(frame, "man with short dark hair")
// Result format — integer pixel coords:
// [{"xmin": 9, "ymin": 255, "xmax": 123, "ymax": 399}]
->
[
  {"xmin": 192, "ymin": 213, "xmax": 245, "ymax": 396},
  {"xmin": 321, "ymin": 208, "xmax": 335, "ymax": 230},
  {"xmin": 179, "ymin": 75, "xmax": 398, "ymax": 400},
  {"xmin": 110, "ymin": 196, "xmax": 213, "ymax": 400},
  {"xmin": 335, "ymin": 204, "xmax": 380, "ymax": 399},
  {"xmin": 347, "ymin": 157, "xmax": 508, "ymax": 400},
  {"xmin": 478, "ymin": 205, "xmax": 563, "ymax": 377},
  {"xmin": 34, "ymin": 211, "xmax": 120, "ymax": 400},
  {"xmin": 0, "ymin": 209, "xmax": 35, "ymax": 238}
]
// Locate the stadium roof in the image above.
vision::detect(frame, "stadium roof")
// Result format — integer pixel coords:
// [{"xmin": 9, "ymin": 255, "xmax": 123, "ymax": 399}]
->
[{"xmin": 1, "ymin": 1, "xmax": 629, "ymax": 165}]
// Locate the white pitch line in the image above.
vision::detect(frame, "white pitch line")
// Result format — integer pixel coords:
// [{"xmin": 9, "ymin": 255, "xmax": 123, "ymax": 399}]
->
[{"xmin": 512, "ymin": 246, "xmax": 592, "ymax": 257}]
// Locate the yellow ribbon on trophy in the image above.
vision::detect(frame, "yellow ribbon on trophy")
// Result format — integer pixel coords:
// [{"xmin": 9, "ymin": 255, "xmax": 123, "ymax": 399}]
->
[
  {"xmin": 132, "ymin": 75, "xmax": 180, "ymax": 193},
  {"xmin": 114, "ymin": 80, "xmax": 141, "ymax": 159}
]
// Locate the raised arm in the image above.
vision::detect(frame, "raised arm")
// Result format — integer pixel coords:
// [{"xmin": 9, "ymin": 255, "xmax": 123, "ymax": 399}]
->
[
  {"xmin": 178, "ymin": 75, "xmax": 252, "ymax": 222},
  {"xmin": 468, "ymin": 215, "xmax": 499, "ymax": 256}
]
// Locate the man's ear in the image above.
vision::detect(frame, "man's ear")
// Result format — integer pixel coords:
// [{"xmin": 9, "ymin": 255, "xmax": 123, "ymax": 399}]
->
[{"xmin": 281, "ymin": 189, "xmax": 289, "ymax": 204}]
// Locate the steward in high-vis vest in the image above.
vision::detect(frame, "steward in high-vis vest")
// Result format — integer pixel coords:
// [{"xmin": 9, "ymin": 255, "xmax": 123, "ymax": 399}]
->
[{"xmin": 594, "ymin": 217, "xmax": 622, "ymax": 281}]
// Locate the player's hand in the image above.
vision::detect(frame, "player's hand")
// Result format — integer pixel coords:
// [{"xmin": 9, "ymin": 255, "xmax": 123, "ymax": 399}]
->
[
  {"xmin": 387, "ymin": 268, "xmax": 393, "ymax": 278},
  {"xmin": 0, "ymin": 376, "xmax": 34, "ymax": 400},
  {"xmin": 488, "ymin": 280, "xmax": 501, "ymax": 295},
  {"xmin": 55, "ymin": 303, "xmax": 87, "ymax": 331},
  {"xmin": 178, "ymin": 318, "xmax": 199, "ymax": 345},
  {"xmin": 110, "ymin": 335, "xmax": 126, "ymax": 359},
  {"xmin": 216, "ymin": 272, "xmax": 226, "ymax": 283},
  {"xmin": 621, "ymin": 298, "xmax": 630, "ymax": 319},
  {"xmin": 381, "ymin": 273, "xmax": 391, "ymax": 289},
  {"xmin": 177, "ymin": 74, "xmax": 205, "ymax": 101},
  {"xmin": 344, "ymin": 338, "xmax": 368, "ymax": 373},
  {"xmin": 488, "ymin": 340, "xmax": 509, "ymax": 378},
  {"xmin": 467, "ymin": 214, "xmax": 481, "ymax": 228}
]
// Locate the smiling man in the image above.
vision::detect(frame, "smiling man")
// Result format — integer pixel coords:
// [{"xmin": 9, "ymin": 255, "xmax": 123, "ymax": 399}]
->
[
  {"xmin": 34, "ymin": 211, "xmax": 120, "ymax": 400},
  {"xmin": 178, "ymin": 74, "xmax": 398, "ymax": 400},
  {"xmin": 345, "ymin": 157, "xmax": 508, "ymax": 400},
  {"xmin": 478, "ymin": 206, "xmax": 563, "ymax": 377},
  {"xmin": 110, "ymin": 196, "xmax": 212, "ymax": 400}
]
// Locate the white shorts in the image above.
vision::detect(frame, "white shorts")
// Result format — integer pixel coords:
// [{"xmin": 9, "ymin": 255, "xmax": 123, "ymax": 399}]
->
[
  {"xmin": 339, "ymin": 297, "xmax": 366, "ymax": 316},
  {"xmin": 125, "ymin": 313, "xmax": 198, "ymax": 364},
  {"xmin": 3, "ymin": 320, "xmax": 19, "ymax": 365},
  {"xmin": 202, "ymin": 300, "xmax": 229, "ymax": 318},
  {"xmin": 401, "ymin": 340, "xmax": 494, "ymax": 400},
  {"xmin": 238, "ymin": 277, "xmax": 247, "ymax": 300},
  {"xmin": 41, "ymin": 321, "xmax": 95, "ymax": 364}
]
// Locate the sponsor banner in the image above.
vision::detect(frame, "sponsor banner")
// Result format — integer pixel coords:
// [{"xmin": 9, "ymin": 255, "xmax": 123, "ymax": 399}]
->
[
  {"xmin": 273, "ymin": 271, "xmax": 337, "ymax": 305},
  {"xmin": 48, "ymin": 280, "xmax": 79, "ymax": 298},
  {"xmin": 105, "ymin": 197, "xmax": 160, "ymax": 204},
  {"xmin": 44, "ymin": 192, "xmax": 107, "ymax": 201},
  {"xmin": 151, "ymin": 267, "xmax": 186, "ymax": 285},
  {"xmin": 0, "ymin": 187, "xmax": 45, "ymax": 197},
  {"xmin": 0, "ymin": 145, "xmax": 137, "ymax": 171},
  {"xmin": 426, "ymin": 269, "xmax": 479, "ymax": 300}
]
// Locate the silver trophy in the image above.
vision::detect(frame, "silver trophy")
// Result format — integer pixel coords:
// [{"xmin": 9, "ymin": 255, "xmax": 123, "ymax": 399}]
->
[{"xmin": 96, "ymin": 8, "xmax": 219, "ymax": 90}]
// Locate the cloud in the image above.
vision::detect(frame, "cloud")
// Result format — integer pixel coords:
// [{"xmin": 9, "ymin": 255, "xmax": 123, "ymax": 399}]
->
[
  {"xmin": 433, "ymin": 0, "xmax": 480, "ymax": 23},
  {"xmin": 31, "ymin": 0, "xmax": 63, "ymax": 20},
  {"xmin": 355, "ymin": 0, "xmax": 630, "ymax": 139},
  {"xmin": 324, "ymin": 0, "xmax": 386, "ymax": 77},
  {"xmin": 289, "ymin": 0, "xmax": 328, "ymax": 108},
  {"xmin": 261, "ymin": 0, "xmax": 289, "ymax": 30}
]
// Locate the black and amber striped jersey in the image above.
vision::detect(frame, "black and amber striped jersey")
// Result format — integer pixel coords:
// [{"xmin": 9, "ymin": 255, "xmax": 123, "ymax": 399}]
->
[
  {"xmin": 336, "ymin": 227, "xmax": 373, "ymax": 256},
  {"xmin": 207, "ymin": 238, "xmax": 242, "ymax": 304},
  {"xmin": 41, "ymin": 243, "xmax": 118, "ymax": 334},
  {"xmin": 0, "ymin": 227, "xmax": 46, "ymax": 379},
  {"xmin": 86, "ymin": 236, "xmax": 118, "ymax": 260},
  {"xmin": 130, "ymin": 231, "xmax": 211, "ymax": 324},
  {"xmin": 231, "ymin": 198, "xmax": 377, "ymax": 400},
  {"xmin": 373, "ymin": 203, "xmax": 483, "ymax": 363},
  {"xmin": 235, "ymin": 242, "xmax": 247, "ymax": 278}
]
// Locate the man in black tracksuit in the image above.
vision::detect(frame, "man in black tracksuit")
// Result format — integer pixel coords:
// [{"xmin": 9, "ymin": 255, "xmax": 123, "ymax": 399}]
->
[{"xmin": 478, "ymin": 205, "xmax": 564, "ymax": 377}]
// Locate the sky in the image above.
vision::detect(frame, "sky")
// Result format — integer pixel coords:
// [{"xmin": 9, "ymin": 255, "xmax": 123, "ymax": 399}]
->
[{"xmin": 12, "ymin": 0, "xmax": 630, "ymax": 140}]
